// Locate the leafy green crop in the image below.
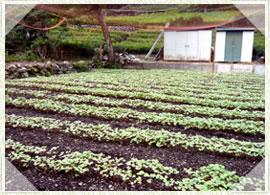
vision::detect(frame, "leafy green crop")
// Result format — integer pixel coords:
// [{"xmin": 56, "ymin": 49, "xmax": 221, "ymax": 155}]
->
[
  {"xmin": 5, "ymin": 95, "xmax": 265, "ymax": 135},
  {"xmin": 6, "ymin": 114, "xmax": 265, "ymax": 158},
  {"xmin": 5, "ymin": 88, "xmax": 265, "ymax": 121},
  {"xmin": 6, "ymin": 139, "xmax": 263, "ymax": 191}
]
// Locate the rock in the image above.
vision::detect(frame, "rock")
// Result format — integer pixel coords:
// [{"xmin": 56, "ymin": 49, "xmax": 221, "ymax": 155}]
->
[
  {"xmin": 132, "ymin": 58, "xmax": 141, "ymax": 63},
  {"xmin": 7, "ymin": 64, "xmax": 17, "ymax": 71},
  {"xmin": 102, "ymin": 55, "xmax": 109, "ymax": 61},
  {"xmin": 28, "ymin": 67, "xmax": 38, "ymax": 75},
  {"xmin": 79, "ymin": 182, "xmax": 84, "ymax": 186},
  {"xmin": 88, "ymin": 61, "xmax": 95, "ymax": 69},
  {"xmin": 118, "ymin": 53, "xmax": 139, "ymax": 64},
  {"xmin": 10, "ymin": 72, "xmax": 20, "ymax": 79},
  {"xmin": 120, "ymin": 52, "xmax": 129, "ymax": 57},
  {"xmin": 76, "ymin": 60, "xmax": 85, "ymax": 64},
  {"xmin": 37, "ymin": 63, "xmax": 44, "ymax": 70},
  {"xmin": 258, "ymin": 56, "xmax": 265, "ymax": 64},
  {"xmin": 52, "ymin": 64, "xmax": 59, "ymax": 71},
  {"xmin": 21, "ymin": 72, "xmax": 29, "ymax": 78},
  {"xmin": 17, "ymin": 67, "xmax": 27, "ymax": 73},
  {"xmin": 119, "ymin": 58, "xmax": 125, "ymax": 65},
  {"xmin": 129, "ymin": 54, "xmax": 136, "ymax": 59}
]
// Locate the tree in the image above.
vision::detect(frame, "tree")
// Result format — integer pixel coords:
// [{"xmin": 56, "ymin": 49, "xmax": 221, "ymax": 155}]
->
[
  {"xmin": 5, "ymin": 8, "xmax": 59, "ymax": 54},
  {"xmin": 95, "ymin": 5, "xmax": 115, "ymax": 62},
  {"xmin": 35, "ymin": 4, "xmax": 116, "ymax": 62}
]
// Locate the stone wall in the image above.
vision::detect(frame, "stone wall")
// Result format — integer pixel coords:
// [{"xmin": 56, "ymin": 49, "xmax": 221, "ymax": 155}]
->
[
  {"xmin": 5, "ymin": 53, "xmax": 141, "ymax": 79},
  {"xmin": 5, "ymin": 61, "xmax": 91, "ymax": 79}
]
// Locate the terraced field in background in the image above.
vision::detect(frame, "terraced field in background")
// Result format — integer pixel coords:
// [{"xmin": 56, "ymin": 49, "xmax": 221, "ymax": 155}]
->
[{"xmin": 5, "ymin": 69, "xmax": 265, "ymax": 191}]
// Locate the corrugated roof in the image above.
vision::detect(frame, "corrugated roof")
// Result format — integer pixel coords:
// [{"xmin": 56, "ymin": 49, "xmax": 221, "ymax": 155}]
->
[
  {"xmin": 164, "ymin": 15, "xmax": 257, "ymax": 31},
  {"xmin": 217, "ymin": 27, "xmax": 255, "ymax": 31},
  {"xmin": 164, "ymin": 25, "xmax": 216, "ymax": 31}
]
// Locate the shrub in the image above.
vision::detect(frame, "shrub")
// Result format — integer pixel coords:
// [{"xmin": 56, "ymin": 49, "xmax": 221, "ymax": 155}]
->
[
  {"xmin": 31, "ymin": 37, "xmax": 94, "ymax": 60},
  {"xmin": 103, "ymin": 62, "xmax": 122, "ymax": 69},
  {"xmin": 253, "ymin": 30, "xmax": 265, "ymax": 59},
  {"xmin": 30, "ymin": 37, "xmax": 51, "ymax": 58},
  {"xmin": 73, "ymin": 62, "xmax": 89, "ymax": 72},
  {"xmin": 45, "ymin": 71, "xmax": 52, "ymax": 77},
  {"xmin": 5, "ymin": 52, "xmax": 43, "ymax": 62}
]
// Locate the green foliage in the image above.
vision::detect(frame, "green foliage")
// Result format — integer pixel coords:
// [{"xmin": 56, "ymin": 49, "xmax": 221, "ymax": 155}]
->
[
  {"xmin": 5, "ymin": 52, "xmax": 42, "ymax": 62},
  {"xmin": 5, "ymin": 93, "xmax": 265, "ymax": 135},
  {"xmin": 45, "ymin": 71, "xmax": 52, "ymax": 77},
  {"xmin": 6, "ymin": 138, "xmax": 263, "ymax": 191},
  {"xmin": 30, "ymin": 37, "xmax": 52, "ymax": 59},
  {"xmin": 103, "ymin": 62, "xmax": 122, "ymax": 69},
  {"xmin": 105, "ymin": 9, "xmax": 241, "ymax": 25},
  {"xmin": 30, "ymin": 37, "xmax": 95, "ymax": 60},
  {"xmin": 5, "ymin": 87, "xmax": 264, "ymax": 121},
  {"xmin": 5, "ymin": 8, "xmax": 59, "ymax": 54},
  {"xmin": 6, "ymin": 8, "xmax": 264, "ymax": 60},
  {"xmin": 73, "ymin": 62, "xmax": 89, "ymax": 72},
  {"xmin": 6, "ymin": 78, "xmax": 264, "ymax": 111},
  {"xmin": 5, "ymin": 113, "xmax": 265, "ymax": 158},
  {"xmin": 174, "ymin": 164, "xmax": 241, "ymax": 190},
  {"xmin": 5, "ymin": 26, "xmax": 29, "ymax": 54},
  {"xmin": 253, "ymin": 30, "xmax": 265, "ymax": 58},
  {"xmin": 49, "ymin": 28, "xmax": 161, "ymax": 55}
]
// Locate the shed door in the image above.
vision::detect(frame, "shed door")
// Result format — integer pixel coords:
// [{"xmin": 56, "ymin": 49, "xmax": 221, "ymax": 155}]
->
[
  {"xmin": 224, "ymin": 31, "xmax": 242, "ymax": 62},
  {"xmin": 186, "ymin": 31, "xmax": 198, "ymax": 60},
  {"xmin": 175, "ymin": 31, "xmax": 198, "ymax": 60},
  {"xmin": 175, "ymin": 32, "xmax": 187, "ymax": 60}
]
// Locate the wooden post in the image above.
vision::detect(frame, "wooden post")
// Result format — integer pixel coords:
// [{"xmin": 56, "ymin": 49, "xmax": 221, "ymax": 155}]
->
[
  {"xmin": 212, "ymin": 27, "xmax": 217, "ymax": 73},
  {"xmin": 145, "ymin": 22, "xmax": 170, "ymax": 60},
  {"xmin": 209, "ymin": 47, "xmax": 212, "ymax": 63},
  {"xmin": 99, "ymin": 44, "xmax": 103, "ymax": 61},
  {"xmin": 155, "ymin": 45, "xmax": 164, "ymax": 61}
]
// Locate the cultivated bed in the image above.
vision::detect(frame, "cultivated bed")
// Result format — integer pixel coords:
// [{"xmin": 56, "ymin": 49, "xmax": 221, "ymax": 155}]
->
[{"xmin": 5, "ymin": 69, "xmax": 265, "ymax": 191}]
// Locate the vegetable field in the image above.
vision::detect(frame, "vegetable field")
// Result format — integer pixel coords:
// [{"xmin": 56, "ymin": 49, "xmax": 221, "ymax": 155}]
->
[{"xmin": 5, "ymin": 69, "xmax": 265, "ymax": 191}]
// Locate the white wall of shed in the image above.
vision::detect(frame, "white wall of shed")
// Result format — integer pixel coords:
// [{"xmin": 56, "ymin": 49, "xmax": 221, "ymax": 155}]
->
[
  {"xmin": 198, "ymin": 30, "xmax": 212, "ymax": 60},
  {"xmin": 240, "ymin": 31, "xmax": 254, "ymax": 62},
  {"xmin": 215, "ymin": 32, "xmax": 226, "ymax": 62},
  {"xmin": 164, "ymin": 31, "xmax": 177, "ymax": 60},
  {"xmin": 164, "ymin": 30, "xmax": 212, "ymax": 61}
]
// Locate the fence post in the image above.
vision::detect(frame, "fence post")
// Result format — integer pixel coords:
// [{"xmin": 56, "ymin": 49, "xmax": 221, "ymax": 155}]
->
[{"xmin": 212, "ymin": 27, "xmax": 217, "ymax": 73}]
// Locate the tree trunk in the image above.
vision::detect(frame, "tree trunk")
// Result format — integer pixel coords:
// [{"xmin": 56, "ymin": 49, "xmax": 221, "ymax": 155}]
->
[{"xmin": 96, "ymin": 6, "xmax": 115, "ymax": 62}]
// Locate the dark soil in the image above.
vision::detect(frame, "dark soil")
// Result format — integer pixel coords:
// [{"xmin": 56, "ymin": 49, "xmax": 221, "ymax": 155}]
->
[{"xmin": 5, "ymin": 125, "xmax": 261, "ymax": 191}]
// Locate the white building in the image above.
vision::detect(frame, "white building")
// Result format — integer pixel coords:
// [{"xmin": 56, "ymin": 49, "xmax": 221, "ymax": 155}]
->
[
  {"xmin": 215, "ymin": 27, "xmax": 255, "ymax": 63},
  {"xmin": 163, "ymin": 26, "xmax": 255, "ymax": 63},
  {"xmin": 163, "ymin": 27, "xmax": 212, "ymax": 61}
]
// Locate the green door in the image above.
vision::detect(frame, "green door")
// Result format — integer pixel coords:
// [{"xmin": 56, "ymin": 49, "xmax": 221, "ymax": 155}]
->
[{"xmin": 224, "ymin": 31, "xmax": 242, "ymax": 62}]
